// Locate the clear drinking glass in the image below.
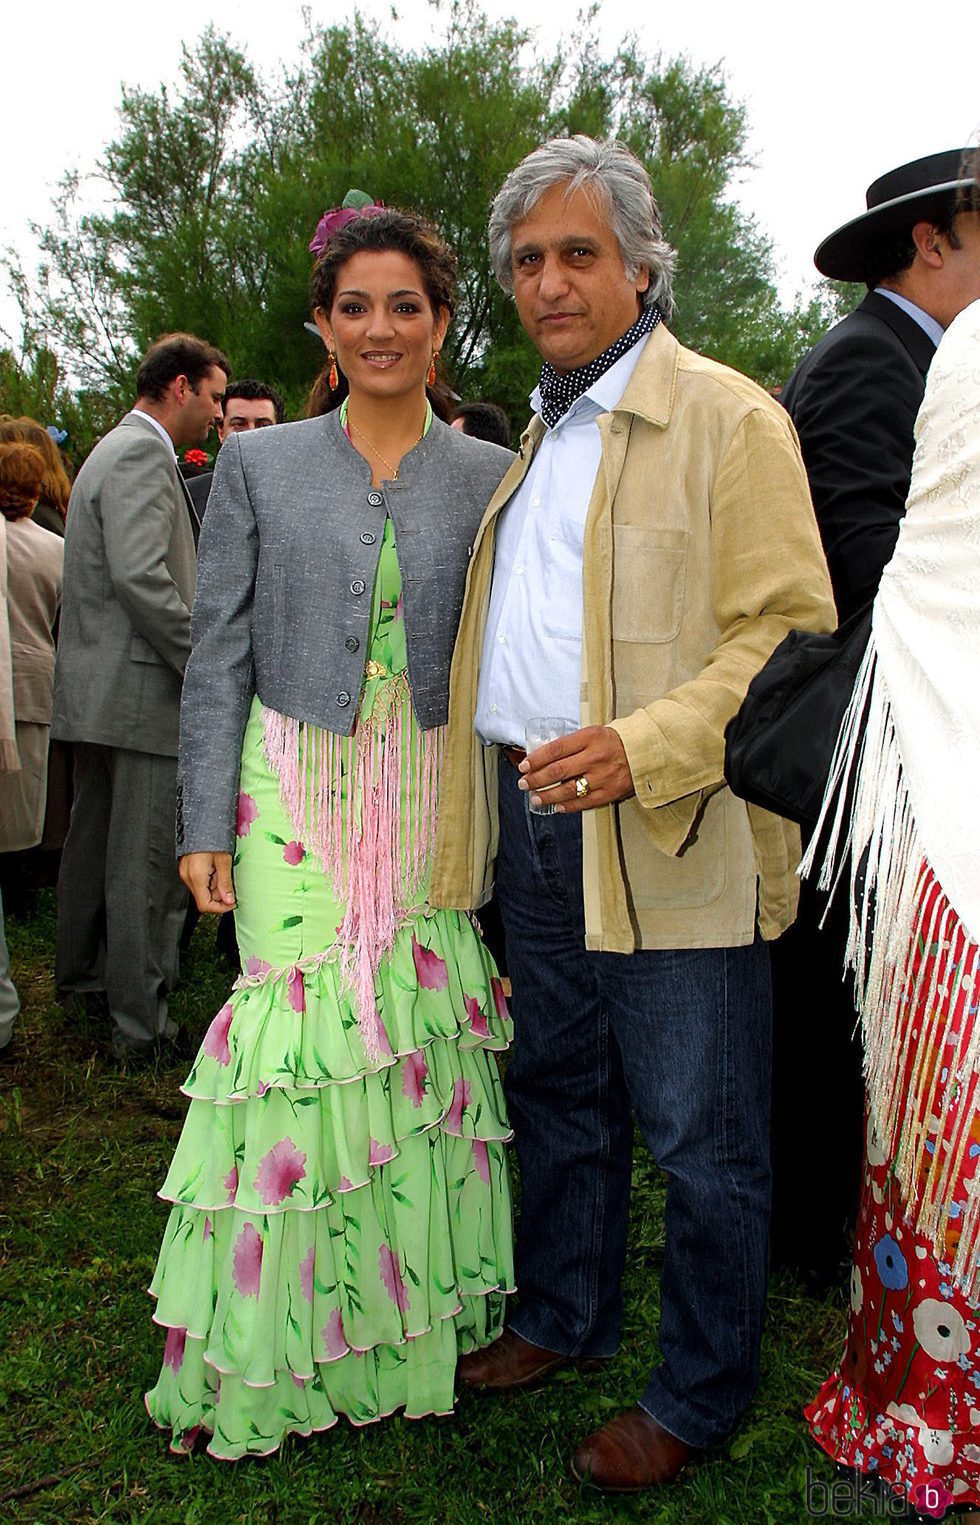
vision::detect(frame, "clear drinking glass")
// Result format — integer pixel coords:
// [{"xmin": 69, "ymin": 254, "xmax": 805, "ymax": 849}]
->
[{"xmin": 524, "ymin": 716, "xmax": 578, "ymax": 815}]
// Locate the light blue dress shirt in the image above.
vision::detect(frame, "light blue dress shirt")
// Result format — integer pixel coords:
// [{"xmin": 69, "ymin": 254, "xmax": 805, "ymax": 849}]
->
[
  {"xmin": 874, "ymin": 287, "xmax": 944, "ymax": 349},
  {"xmin": 474, "ymin": 336, "xmax": 649, "ymax": 746}
]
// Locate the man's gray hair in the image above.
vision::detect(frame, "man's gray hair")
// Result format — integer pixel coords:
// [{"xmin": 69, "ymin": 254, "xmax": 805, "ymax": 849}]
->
[{"xmin": 489, "ymin": 135, "xmax": 676, "ymax": 319}]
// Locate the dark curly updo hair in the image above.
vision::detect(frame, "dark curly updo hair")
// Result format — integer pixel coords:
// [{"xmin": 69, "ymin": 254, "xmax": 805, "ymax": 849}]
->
[{"xmin": 308, "ymin": 208, "xmax": 458, "ymax": 420}]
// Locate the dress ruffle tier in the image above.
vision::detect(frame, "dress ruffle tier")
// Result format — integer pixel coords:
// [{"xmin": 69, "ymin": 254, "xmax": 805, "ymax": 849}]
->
[{"xmin": 146, "ymin": 913, "xmax": 514, "ymax": 1459}]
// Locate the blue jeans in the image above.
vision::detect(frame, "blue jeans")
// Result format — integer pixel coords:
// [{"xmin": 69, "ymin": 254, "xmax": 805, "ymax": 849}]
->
[{"xmin": 495, "ymin": 759, "xmax": 772, "ymax": 1448}]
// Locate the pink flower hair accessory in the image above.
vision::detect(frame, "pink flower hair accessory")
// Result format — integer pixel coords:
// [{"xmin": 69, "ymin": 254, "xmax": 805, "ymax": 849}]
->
[{"xmin": 309, "ymin": 189, "xmax": 386, "ymax": 259}]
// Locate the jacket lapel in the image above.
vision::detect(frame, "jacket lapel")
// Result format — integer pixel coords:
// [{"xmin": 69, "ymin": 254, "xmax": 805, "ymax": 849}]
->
[{"xmin": 859, "ymin": 291, "xmax": 937, "ymax": 376}]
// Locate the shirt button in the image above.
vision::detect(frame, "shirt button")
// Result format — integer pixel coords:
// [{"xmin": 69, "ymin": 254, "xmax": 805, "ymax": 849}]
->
[
  {"xmin": 498, "ymin": 633, "xmax": 506, "ymax": 645},
  {"xmin": 337, "ymin": 691, "xmax": 351, "ymax": 707},
  {"xmin": 515, "ymin": 564, "xmax": 524, "ymax": 575},
  {"xmin": 350, "ymin": 579, "xmax": 365, "ymax": 595},
  {"xmin": 531, "ymin": 497, "xmax": 540, "ymax": 508},
  {"xmin": 345, "ymin": 636, "xmax": 359, "ymax": 652},
  {"xmin": 367, "ymin": 491, "xmax": 384, "ymax": 507},
  {"xmin": 490, "ymin": 704, "xmax": 498, "ymax": 713},
  {"xmin": 360, "ymin": 531, "xmax": 376, "ymax": 545}
]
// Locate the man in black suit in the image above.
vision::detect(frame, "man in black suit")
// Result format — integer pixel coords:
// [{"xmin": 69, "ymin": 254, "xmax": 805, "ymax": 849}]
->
[
  {"xmin": 186, "ymin": 379, "xmax": 285, "ymax": 515},
  {"xmin": 783, "ymin": 149, "xmax": 980, "ymax": 621},
  {"xmin": 772, "ymin": 150, "xmax": 980, "ymax": 1285}
]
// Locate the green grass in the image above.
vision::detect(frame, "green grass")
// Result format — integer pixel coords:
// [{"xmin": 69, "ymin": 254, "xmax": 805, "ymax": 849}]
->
[{"xmin": 0, "ymin": 893, "xmax": 870, "ymax": 1523}]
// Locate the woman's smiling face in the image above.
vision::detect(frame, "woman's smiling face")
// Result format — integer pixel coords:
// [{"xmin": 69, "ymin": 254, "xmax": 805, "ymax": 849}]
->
[{"xmin": 315, "ymin": 249, "xmax": 449, "ymax": 403}]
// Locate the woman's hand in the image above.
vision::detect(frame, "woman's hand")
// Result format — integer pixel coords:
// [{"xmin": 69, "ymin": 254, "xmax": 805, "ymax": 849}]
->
[{"xmin": 180, "ymin": 851, "xmax": 236, "ymax": 914}]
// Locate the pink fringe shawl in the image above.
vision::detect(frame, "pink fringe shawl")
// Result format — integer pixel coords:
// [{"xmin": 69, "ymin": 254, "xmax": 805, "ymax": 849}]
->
[{"xmin": 261, "ymin": 676, "xmax": 443, "ymax": 1062}]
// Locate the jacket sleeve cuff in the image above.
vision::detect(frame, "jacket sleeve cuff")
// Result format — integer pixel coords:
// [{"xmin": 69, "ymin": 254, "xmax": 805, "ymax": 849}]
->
[{"xmin": 609, "ymin": 712, "xmax": 705, "ymax": 856}]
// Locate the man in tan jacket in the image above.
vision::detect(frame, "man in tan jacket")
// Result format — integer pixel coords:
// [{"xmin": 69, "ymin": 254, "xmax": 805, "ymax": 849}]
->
[{"xmin": 431, "ymin": 137, "xmax": 835, "ymax": 1490}]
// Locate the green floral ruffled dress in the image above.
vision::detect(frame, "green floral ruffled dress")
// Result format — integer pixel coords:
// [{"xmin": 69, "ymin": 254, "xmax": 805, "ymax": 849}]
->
[{"xmin": 145, "ymin": 517, "xmax": 514, "ymax": 1459}]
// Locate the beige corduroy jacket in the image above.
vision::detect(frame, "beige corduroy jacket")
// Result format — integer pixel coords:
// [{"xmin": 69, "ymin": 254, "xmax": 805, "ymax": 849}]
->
[{"xmin": 429, "ymin": 323, "xmax": 837, "ymax": 952}]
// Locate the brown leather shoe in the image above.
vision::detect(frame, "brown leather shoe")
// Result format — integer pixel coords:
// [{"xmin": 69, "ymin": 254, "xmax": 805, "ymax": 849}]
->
[
  {"xmin": 571, "ymin": 1407, "xmax": 703, "ymax": 1492},
  {"xmin": 457, "ymin": 1329, "xmax": 604, "ymax": 1392}
]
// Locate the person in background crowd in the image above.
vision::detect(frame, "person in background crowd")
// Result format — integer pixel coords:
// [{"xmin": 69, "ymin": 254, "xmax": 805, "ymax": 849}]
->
[
  {"xmin": 803, "ymin": 166, "xmax": 980, "ymax": 1509},
  {"xmin": 0, "ymin": 443, "xmax": 63, "ymax": 921},
  {"xmin": 451, "ymin": 400, "xmax": 512, "ymax": 448},
  {"xmin": 771, "ymin": 150, "xmax": 980, "ymax": 1289},
  {"xmin": 185, "ymin": 379, "xmax": 286, "ymax": 515},
  {"xmin": 145, "ymin": 199, "xmax": 514, "ymax": 1460},
  {"xmin": 433, "ymin": 135, "xmax": 835, "ymax": 1492},
  {"xmin": 0, "ymin": 416, "xmax": 72, "ymax": 538},
  {"xmin": 52, "ymin": 332, "xmax": 229, "ymax": 1063},
  {"xmin": 0, "ymin": 512, "xmax": 20, "ymax": 1056}
]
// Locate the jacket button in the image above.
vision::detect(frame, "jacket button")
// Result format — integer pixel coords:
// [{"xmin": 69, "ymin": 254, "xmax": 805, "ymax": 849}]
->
[
  {"xmin": 350, "ymin": 579, "xmax": 365, "ymax": 595},
  {"xmin": 345, "ymin": 636, "xmax": 359, "ymax": 652},
  {"xmin": 367, "ymin": 491, "xmax": 384, "ymax": 507},
  {"xmin": 360, "ymin": 531, "xmax": 376, "ymax": 545},
  {"xmin": 337, "ymin": 691, "xmax": 351, "ymax": 707}
]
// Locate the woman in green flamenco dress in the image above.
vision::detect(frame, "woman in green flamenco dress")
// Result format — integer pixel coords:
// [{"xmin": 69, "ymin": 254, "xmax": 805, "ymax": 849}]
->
[{"xmin": 145, "ymin": 200, "xmax": 516, "ymax": 1459}]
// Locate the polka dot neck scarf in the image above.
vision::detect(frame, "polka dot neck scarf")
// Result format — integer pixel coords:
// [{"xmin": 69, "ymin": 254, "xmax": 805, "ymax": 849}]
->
[{"xmin": 537, "ymin": 302, "xmax": 662, "ymax": 429}]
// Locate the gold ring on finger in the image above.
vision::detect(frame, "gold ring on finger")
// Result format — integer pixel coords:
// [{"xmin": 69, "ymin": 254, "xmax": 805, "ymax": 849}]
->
[{"xmin": 575, "ymin": 775, "xmax": 590, "ymax": 799}]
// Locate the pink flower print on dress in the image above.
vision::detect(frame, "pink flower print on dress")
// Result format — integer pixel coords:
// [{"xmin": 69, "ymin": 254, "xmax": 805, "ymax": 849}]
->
[
  {"xmin": 163, "ymin": 1325, "xmax": 187, "ymax": 1372},
  {"xmin": 245, "ymin": 956, "xmax": 271, "ymax": 977},
  {"xmin": 287, "ymin": 966, "xmax": 306, "ymax": 1013},
  {"xmin": 491, "ymin": 977, "xmax": 508, "ymax": 1021},
  {"xmin": 254, "ymin": 1138, "xmax": 307, "ymax": 1205},
  {"xmin": 322, "ymin": 1307, "xmax": 349, "ymax": 1360},
  {"xmin": 223, "ymin": 1165, "xmax": 239, "ymax": 1203},
  {"xmin": 337, "ymin": 1176, "xmax": 353, "ymax": 1192},
  {"xmin": 203, "ymin": 1216, "xmax": 213, "ymax": 1242},
  {"xmin": 369, "ymin": 1136, "xmax": 396, "ymax": 1166},
  {"xmin": 464, "ymin": 994, "xmax": 488, "ymax": 1038},
  {"xmin": 236, "ymin": 791, "xmax": 258, "ymax": 837},
  {"xmin": 445, "ymin": 1077, "xmax": 472, "ymax": 1135},
  {"xmin": 379, "ymin": 1245, "xmax": 411, "ymax": 1314},
  {"xmin": 202, "ymin": 1002, "xmax": 234, "ymax": 1065},
  {"xmin": 372, "ymin": 1009, "xmax": 393, "ymax": 1057},
  {"xmin": 232, "ymin": 1223, "xmax": 263, "ymax": 1297},
  {"xmin": 402, "ymin": 1049, "xmax": 428, "ymax": 1107},
  {"xmin": 283, "ymin": 840, "xmax": 305, "ymax": 866},
  {"xmin": 256, "ymin": 1080, "xmax": 271, "ymax": 1098},
  {"xmin": 300, "ymin": 1246, "xmax": 315, "ymax": 1304},
  {"xmin": 412, "ymin": 935, "xmax": 448, "ymax": 991},
  {"xmin": 472, "ymin": 1138, "xmax": 491, "ymax": 1184}
]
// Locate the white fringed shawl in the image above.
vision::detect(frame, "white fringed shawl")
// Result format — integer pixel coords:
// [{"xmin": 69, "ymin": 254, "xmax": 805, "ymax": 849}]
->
[{"xmin": 802, "ymin": 298, "xmax": 980, "ymax": 1294}]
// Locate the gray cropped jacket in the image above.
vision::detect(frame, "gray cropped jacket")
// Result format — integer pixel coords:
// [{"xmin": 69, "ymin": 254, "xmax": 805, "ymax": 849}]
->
[{"xmin": 176, "ymin": 410, "xmax": 512, "ymax": 856}]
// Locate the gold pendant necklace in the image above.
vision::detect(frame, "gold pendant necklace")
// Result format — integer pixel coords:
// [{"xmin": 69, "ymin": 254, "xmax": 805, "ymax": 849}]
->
[{"xmin": 347, "ymin": 415, "xmax": 425, "ymax": 481}]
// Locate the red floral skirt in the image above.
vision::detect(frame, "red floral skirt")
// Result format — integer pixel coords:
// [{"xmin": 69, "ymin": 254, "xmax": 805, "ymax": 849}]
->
[{"xmin": 805, "ymin": 869, "xmax": 980, "ymax": 1518}]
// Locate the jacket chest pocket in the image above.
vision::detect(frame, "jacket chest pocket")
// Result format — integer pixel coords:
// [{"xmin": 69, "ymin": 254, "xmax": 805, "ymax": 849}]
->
[{"xmin": 611, "ymin": 526, "xmax": 689, "ymax": 644}]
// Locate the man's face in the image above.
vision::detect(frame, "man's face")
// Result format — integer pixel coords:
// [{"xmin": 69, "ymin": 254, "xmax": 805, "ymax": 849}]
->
[
  {"xmin": 176, "ymin": 366, "xmax": 226, "ymax": 447},
  {"xmin": 218, "ymin": 395, "xmax": 278, "ymax": 444},
  {"xmin": 934, "ymin": 210, "xmax": 980, "ymax": 328},
  {"xmin": 510, "ymin": 180, "xmax": 649, "ymax": 373}
]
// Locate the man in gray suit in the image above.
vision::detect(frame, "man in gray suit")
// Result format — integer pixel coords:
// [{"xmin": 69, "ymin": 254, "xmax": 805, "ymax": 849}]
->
[{"xmin": 53, "ymin": 333, "xmax": 229, "ymax": 1059}]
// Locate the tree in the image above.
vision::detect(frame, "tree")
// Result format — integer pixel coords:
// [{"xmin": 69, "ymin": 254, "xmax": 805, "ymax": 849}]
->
[{"xmin": 7, "ymin": 4, "xmax": 830, "ymax": 452}]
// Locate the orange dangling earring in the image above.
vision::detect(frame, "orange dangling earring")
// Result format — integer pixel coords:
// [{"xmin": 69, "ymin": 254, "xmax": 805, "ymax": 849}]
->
[
  {"xmin": 328, "ymin": 352, "xmax": 339, "ymax": 391},
  {"xmin": 427, "ymin": 351, "xmax": 438, "ymax": 388}
]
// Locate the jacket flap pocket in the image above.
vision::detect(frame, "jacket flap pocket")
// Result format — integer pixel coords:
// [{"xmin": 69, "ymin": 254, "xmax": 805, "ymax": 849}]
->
[
  {"xmin": 130, "ymin": 633, "xmax": 166, "ymax": 665},
  {"xmin": 612, "ymin": 526, "xmax": 689, "ymax": 644}
]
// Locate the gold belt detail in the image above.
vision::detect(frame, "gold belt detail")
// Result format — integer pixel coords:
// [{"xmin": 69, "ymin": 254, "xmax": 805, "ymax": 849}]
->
[{"xmin": 364, "ymin": 659, "xmax": 388, "ymax": 679}]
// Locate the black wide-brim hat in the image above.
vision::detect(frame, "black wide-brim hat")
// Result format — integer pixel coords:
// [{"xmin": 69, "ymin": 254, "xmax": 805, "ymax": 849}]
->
[{"xmin": 815, "ymin": 148, "xmax": 976, "ymax": 281}]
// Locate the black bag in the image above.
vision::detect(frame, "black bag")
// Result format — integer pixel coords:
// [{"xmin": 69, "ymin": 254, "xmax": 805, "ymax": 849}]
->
[{"xmin": 724, "ymin": 604, "xmax": 872, "ymax": 827}]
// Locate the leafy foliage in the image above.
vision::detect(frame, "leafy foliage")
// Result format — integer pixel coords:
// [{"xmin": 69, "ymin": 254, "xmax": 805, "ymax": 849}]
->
[{"xmin": 6, "ymin": 5, "xmax": 834, "ymax": 454}]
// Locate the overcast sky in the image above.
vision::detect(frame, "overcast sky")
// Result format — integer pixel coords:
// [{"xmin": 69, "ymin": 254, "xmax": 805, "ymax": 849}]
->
[{"xmin": 3, "ymin": 0, "xmax": 978, "ymax": 349}]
